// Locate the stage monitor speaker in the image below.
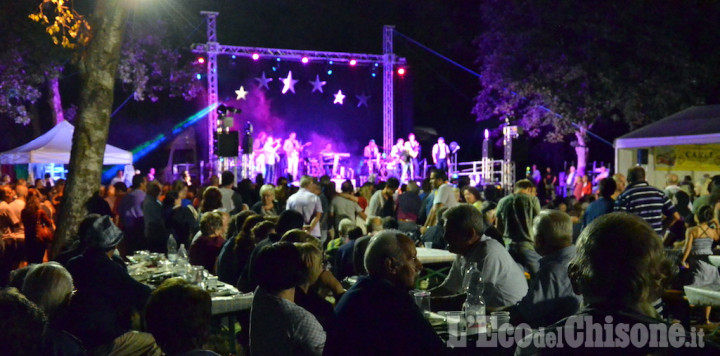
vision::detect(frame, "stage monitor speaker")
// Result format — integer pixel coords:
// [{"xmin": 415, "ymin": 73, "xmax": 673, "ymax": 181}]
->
[
  {"xmin": 217, "ymin": 132, "xmax": 239, "ymax": 157},
  {"xmin": 637, "ymin": 149, "xmax": 648, "ymax": 165}
]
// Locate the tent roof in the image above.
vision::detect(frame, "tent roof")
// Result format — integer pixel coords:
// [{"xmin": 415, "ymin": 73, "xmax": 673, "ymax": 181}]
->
[
  {"xmin": 0, "ymin": 121, "xmax": 133, "ymax": 165},
  {"xmin": 614, "ymin": 105, "xmax": 720, "ymax": 149}
]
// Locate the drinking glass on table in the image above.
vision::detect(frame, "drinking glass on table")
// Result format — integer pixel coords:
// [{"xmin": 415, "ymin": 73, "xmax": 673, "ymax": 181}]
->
[
  {"xmin": 425, "ymin": 242, "xmax": 433, "ymax": 249},
  {"xmin": 412, "ymin": 290, "xmax": 431, "ymax": 317}
]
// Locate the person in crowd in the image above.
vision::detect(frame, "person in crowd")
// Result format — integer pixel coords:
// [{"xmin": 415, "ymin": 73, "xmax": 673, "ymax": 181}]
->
[
  {"xmin": 679, "ymin": 205, "xmax": 720, "ymax": 324},
  {"xmin": 334, "ymin": 227, "xmax": 364, "ymax": 281},
  {"xmin": 664, "ymin": 173, "xmax": 682, "ymax": 200},
  {"xmin": 462, "ymin": 185, "xmax": 483, "ymax": 210},
  {"xmin": 326, "ymin": 218, "xmax": 355, "ymax": 257},
  {"xmin": 252, "ymin": 184, "xmax": 282, "ymax": 217},
  {"xmin": 612, "ymin": 173, "xmax": 627, "ymax": 200},
  {"xmin": 615, "ymin": 166, "xmax": 680, "ymax": 237},
  {"xmin": 286, "ymin": 176, "xmax": 323, "ymax": 239},
  {"xmin": 515, "ymin": 212, "xmax": 715, "ymax": 354},
  {"xmin": 143, "ymin": 181, "xmax": 167, "ymax": 253},
  {"xmin": 145, "ymin": 278, "xmax": 220, "ymax": 356},
  {"xmin": 423, "ymin": 169, "xmax": 458, "ymax": 232},
  {"xmin": 104, "ymin": 183, "xmax": 118, "ymax": 211},
  {"xmin": 564, "ymin": 165, "xmax": 577, "ymax": 198},
  {"xmin": 330, "ymin": 180, "xmax": 367, "ymax": 228},
  {"xmin": 316, "ymin": 181, "xmax": 333, "ymax": 244},
  {"xmin": 117, "ymin": 174, "xmax": 147, "ymax": 254},
  {"xmin": 199, "ymin": 186, "xmax": 224, "ymax": 214},
  {"xmin": 215, "ymin": 214, "xmax": 263, "ymax": 284},
  {"xmin": 54, "ymin": 214, "xmax": 103, "ymax": 267},
  {"xmin": 508, "ymin": 210, "xmax": 581, "ymax": 328},
  {"xmin": 110, "ymin": 170, "xmax": 124, "ymax": 187},
  {"xmin": 0, "ymin": 288, "xmax": 48, "ymax": 356},
  {"xmin": 325, "ymin": 230, "xmax": 448, "ymax": 356},
  {"xmin": 432, "ymin": 204, "xmax": 528, "ymax": 309},
  {"xmin": 294, "ymin": 242, "xmax": 335, "ymax": 330},
  {"xmin": 22, "ymin": 188, "xmax": 55, "ymax": 263},
  {"xmin": 0, "ymin": 185, "xmax": 23, "ymax": 239},
  {"xmin": 582, "ymin": 177, "xmax": 616, "ymax": 229},
  {"xmin": 480, "ymin": 201, "xmax": 504, "ymax": 247},
  {"xmin": 250, "ymin": 242, "xmax": 325, "ymax": 356},
  {"xmin": 431, "ymin": 136, "xmax": 451, "ymax": 172},
  {"xmin": 8, "ymin": 183, "xmax": 27, "ymax": 238},
  {"xmin": 352, "ymin": 216, "xmax": 384, "ymax": 276},
  {"xmin": 110, "ymin": 182, "xmax": 128, "ymax": 220},
  {"xmin": 21, "ymin": 262, "xmax": 86, "ymax": 355},
  {"xmin": 219, "ymin": 171, "xmax": 243, "ymax": 214},
  {"xmin": 357, "ymin": 182, "xmax": 374, "ymax": 213},
  {"xmin": 421, "ymin": 206, "xmax": 449, "ymax": 250},
  {"xmin": 274, "ymin": 177, "xmax": 290, "ymax": 207},
  {"xmin": 164, "ymin": 190, "xmax": 199, "ymax": 248},
  {"xmin": 496, "ymin": 179, "xmax": 542, "ymax": 276},
  {"xmin": 189, "ymin": 211, "xmax": 226, "ymax": 274},
  {"xmin": 367, "ymin": 177, "xmax": 400, "ymax": 219},
  {"xmin": 65, "ymin": 215, "xmax": 158, "ymax": 354},
  {"xmin": 397, "ymin": 180, "xmax": 422, "ymax": 224},
  {"xmin": 86, "ymin": 189, "xmax": 112, "ymax": 217}
]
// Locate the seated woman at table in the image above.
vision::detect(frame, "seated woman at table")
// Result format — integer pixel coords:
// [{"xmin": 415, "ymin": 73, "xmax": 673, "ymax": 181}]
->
[
  {"xmin": 146, "ymin": 278, "xmax": 220, "ymax": 356},
  {"xmin": 189, "ymin": 211, "xmax": 226, "ymax": 274},
  {"xmin": 215, "ymin": 214, "xmax": 263, "ymax": 284},
  {"xmin": 294, "ymin": 242, "xmax": 335, "ymax": 330},
  {"xmin": 250, "ymin": 242, "xmax": 325, "ymax": 356},
  {"xmin": 679, "ymin": 205, "xmax": 720, "ymax": 324}
]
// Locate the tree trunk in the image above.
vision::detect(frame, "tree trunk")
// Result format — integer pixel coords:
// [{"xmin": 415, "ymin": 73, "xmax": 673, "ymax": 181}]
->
[
  {"xmin": 47, "ymin": 75, "xmax": 64, "ymax": 124},
  {"xmin": 574, "ymin": 127, "xmax": 589, "ymax": 177},
  {"xmin": 52, "ymin": 0, "xmax": 128, "ymax": 258}
]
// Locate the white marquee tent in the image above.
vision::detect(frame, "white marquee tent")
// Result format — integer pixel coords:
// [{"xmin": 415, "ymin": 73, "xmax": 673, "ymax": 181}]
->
[
  {"xmin": 0, "ymin": 121, "xmax": 133, "ymax": 165},
  {"xmin": 614, "ymin": 105, "xmax": 720, "ymax": 186}
]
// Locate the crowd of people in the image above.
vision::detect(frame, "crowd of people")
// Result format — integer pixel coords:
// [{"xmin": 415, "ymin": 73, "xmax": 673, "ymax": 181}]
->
[{"xmin": 1, "ymin": 164, "xmax": 720, "ymax": 355}]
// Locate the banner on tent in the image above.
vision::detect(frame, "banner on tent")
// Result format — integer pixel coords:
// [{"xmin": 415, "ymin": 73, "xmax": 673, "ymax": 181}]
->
[{"xmin": 655, "ymin": 144, "xmax": 720, "ymax": 171}]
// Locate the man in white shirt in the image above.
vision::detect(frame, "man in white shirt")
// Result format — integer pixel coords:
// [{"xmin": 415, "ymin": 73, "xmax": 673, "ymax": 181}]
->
[
  {"xmin": 8, "ymin": 184, "xmax": 27, "ymax": 238},
  {"xmin": 366, "ymin": 177, "xmax": 400, "ymax": 218},
  {"xmin": 0, "ymin": 186, "xmax": 22, "ymax": 239},
  {"xmin": 431, "ymin": 137, "xmax": 450, "ymax": 172},
  {"xmin": 423, "ymin": 169, "xmax": 458, "ymax": 231},
  {"xmin": 286, "ymin": 176, "xmax": 323, "ymax": 238}
]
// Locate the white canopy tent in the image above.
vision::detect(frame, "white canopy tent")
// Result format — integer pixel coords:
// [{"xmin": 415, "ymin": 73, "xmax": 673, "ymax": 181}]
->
[
  {"xmin": 614, "ymin": 105, "xmax": 720, "ymax": 187},
  {"xmin": 0, "ymin": 121, "xmax": 133, "ymax": 165}
]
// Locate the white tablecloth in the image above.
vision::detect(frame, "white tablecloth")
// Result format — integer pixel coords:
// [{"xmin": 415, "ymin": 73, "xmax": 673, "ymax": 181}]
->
[
  {"xmin": 684, "ymin": 284, "xmax": 720, "ymax": 306},
  {"xmin": 708, "ymin": 255, "xmax": 720, "ymax": 267},
  {"xmin": 416, "ymin": 247, "xmax": 456, "ymax": 264},
  {"xmin": 211, "ymin": 288, "xmax": 253, "ymax": 315}
]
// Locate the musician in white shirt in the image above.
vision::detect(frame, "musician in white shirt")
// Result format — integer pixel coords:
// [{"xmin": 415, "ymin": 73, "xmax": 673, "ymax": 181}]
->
[
  {"xmin": 263, "ymin": 136, "xmax": 281, "ymax": 184},
  {"xmin": 283, "ymin": 132, "xmax": 308, "ymax": 181},
  {"xmin": 431, "ymin": 137, "xmax": 450, "ymax": 172}
]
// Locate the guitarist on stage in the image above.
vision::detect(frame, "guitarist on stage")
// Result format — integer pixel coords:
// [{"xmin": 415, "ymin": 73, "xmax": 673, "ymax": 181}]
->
[{"xmin": 283, "ymin": 132, "xmax": 311, "ymax": 181}]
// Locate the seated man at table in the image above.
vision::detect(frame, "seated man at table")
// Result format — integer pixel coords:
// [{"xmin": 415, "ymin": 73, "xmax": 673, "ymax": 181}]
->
[
  {"xmin": 516, "ymin": 212, "xmax": 719, "ymax": 354},
  {"xmin": 431, "ymin": 204, "xmax": 528, "ymax": 309},
  {"xmin": 250, "ymin": 242, "xmax": 326, "ymax": 356},
  {"xmin": 325, "ymin": 230, "xmax": 449, "ymax": 356},
  {"xmin": 508, "ymin": 210, "xmax": 581, "ymax": 328},
  {"xmin": 146, "ymin": 278, "xmax": 220, "ymax": 356},
  {"xmin": 65, "ymin": 215, "xmax": 158, "ymax": 355}
]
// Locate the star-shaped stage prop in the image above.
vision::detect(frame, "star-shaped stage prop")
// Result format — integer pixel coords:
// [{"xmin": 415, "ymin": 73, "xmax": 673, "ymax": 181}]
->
[
  {"xmin": 235, "ymin": 86, "xmax": 249, "ymax": 100},
  {"xmin": 333, "ymin": 90, "xmax": 346, "ymax": 105},
  {"xmin": 309, "ymin": 74, "xmax": 327, "ymax": 93},
  {"xmin": 254, "ymin": 72, "xmax": 273, "ymax": 90},
  {"xmin": 356, "ymin": 93, "xmax": 370, "ymax": 107},
  {"xmin": 280, "ymin": 71, "xmax": 299, "ymax": 94}
]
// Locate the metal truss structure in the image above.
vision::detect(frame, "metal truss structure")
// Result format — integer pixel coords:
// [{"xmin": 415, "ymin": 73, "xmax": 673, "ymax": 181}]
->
[{"xmin": 192, "ymin": 11, "xmax": 406, "ymax": 173}]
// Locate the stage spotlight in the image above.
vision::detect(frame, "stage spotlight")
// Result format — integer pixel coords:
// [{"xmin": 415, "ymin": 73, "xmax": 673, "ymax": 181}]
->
[
  {"xmin": 327, "ymin": 69, "xmax": 333, "ymax": 75},
  {"xmin": 301, "ymin": 56, "xmax": 309, "ymax": 64},
  {"xmin": 196, "ymin": 57, "xmax": 205, "ymax": 64},
  {"xmin": 349, "ymin": 59, "xmax": 357, "ymax": 66},
  {"xmin": 196, "ymin": 74, "xmax": 202, "ymax": 80},
  {"xmin": 397, "ymin": 67, "xmax": 406, "ymax": 76},
  {"xmin": 272, "ymin": 66, "xmax": 277, "ymax": 72},
  {"xmin": 231, "ymin": 55, "xmax": 236, "ymax": 59},
  {"xmin": 371, "ymin": 73, "xmax": 376, "ymax": 77},
  {"xmin": 276, "ymin": 58, "xmax": 281, "ymax": 62},
  {"xmin": 374, "ymin": 63, "xmax": 379, "ymax": 67},
  {"xmin": 329, "ymin": 60, "xmax": 334, "ymax": 65},
  {"xmin": 252, "ymin": 53, "xmax": 260, "ymax": 61}
]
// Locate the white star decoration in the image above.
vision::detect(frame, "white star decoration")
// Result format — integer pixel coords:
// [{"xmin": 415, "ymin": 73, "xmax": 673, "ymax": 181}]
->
[
  {"xmin": 280, "ymin": 71, "xmax": 299, "ymax": 94},
  {"xmin": 356, "ymin": 93, "xmax": 370, "ymax": 107},
  {"xmin": 309, "ymin": 74, "xmax": 327, "ymax": 93},
  {"xmin": 235, "ymin": 86, "xmax": 249, "ymax": 100},
  {"xmin": 254, "ymin": 72, "xmax": 273, "ymax": 90},
  {"xmin": 333, "ymin": 90, "xmax": 346, "ymax": 104}
]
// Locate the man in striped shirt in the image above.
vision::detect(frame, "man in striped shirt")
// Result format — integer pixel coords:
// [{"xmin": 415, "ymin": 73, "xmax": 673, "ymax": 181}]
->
[{"xmin": 614, "ymin": 166, "xmax": 680, "ymax": 236}]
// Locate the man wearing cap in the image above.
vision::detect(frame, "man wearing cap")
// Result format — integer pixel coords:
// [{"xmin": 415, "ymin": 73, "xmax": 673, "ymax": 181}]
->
[{"xmin": 66, "ymin": 216, "xmax": 155, "ymax": 353}]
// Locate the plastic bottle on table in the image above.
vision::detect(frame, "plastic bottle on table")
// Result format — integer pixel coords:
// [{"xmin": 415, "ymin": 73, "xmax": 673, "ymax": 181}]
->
[
  {"xmin": 167, "ymin": 234, "xmax": 178, "ymax": 263},
  {"xmin": 462, "ymin": 262, "xmax": 487, "ymax": 334},
  {"xmin": 177, "ymin": 243, "xmax": 188, "ymax": 263}
]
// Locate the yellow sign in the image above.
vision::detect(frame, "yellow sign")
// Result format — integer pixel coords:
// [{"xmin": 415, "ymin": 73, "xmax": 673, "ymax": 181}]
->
[{"xmin": 655, "ymin": 144, "xmax": 720, "ymax": 171}]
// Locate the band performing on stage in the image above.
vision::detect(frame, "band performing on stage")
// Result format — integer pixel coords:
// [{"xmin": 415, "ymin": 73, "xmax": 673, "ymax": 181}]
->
[{"xmin": 239, "ymin": 131, "xmax": 453, "ymax": 183}]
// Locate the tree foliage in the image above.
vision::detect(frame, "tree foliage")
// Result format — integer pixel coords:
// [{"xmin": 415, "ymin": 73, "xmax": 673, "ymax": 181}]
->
[{"xmin": 473, "ymin": 0, "xmax": 720, "ymax": 144}]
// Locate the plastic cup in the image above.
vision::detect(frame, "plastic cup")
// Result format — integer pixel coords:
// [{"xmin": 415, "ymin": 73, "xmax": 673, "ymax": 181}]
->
[
  {"xmin": 490, "ymin": 311, "xmax": 511, "ymax": 331},
  {"xmin": 425, "ymin": 242, "xmax": 433, "ymax": 249},
  {"xmin": 445, "ymin": 311, "xmax": 466, "ymax": 335},
  {"xmin": 412, "ymin": 290, "xmax": 431, "ymax": 316}
]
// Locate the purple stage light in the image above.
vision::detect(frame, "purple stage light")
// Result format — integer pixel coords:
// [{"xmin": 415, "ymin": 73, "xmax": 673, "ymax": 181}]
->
[
  {"xmin": 252, "ymin": 53, "xmax": 260, "ymax": 61},
  {"xmin": 197, "ymin": 57, "xmax": 205, "ymax": 64},
  {"xmin": 301, "ymin": 57, "xmax": 309, "ymax": 64},
  {"xmin": 349, "ymin": 59, "xmax": 357, "ymax": 66},
  {"xmin": 397, "ymin": 67, "xmax": 406, "ymax": 76}
]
